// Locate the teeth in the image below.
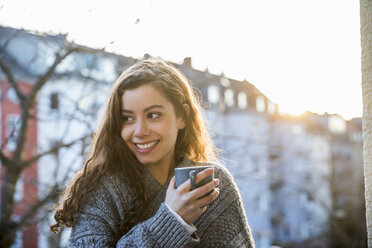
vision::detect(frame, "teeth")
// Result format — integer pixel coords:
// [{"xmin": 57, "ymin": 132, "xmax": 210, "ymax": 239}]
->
[{"xmin": 136, "ymin": 141, "xmax": 158, "ymax": 149}]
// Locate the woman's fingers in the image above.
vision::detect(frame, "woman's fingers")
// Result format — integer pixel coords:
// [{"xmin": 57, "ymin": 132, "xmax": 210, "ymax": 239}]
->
[
  {"xmin": 165, "ymin": 168, "xmax": 220, "ymax": 225},
  {"xmin": 188, "ymin": 178, "xmax": 219, "ymax": 200},
  {"xmin": 177, "ymin": 167, "xmax": 215, "ymax": 193},
  {"xmin": 187, "ymin": 188, "xmax": 219, "ymax": 218},
  {"xmin": 170, "ymin": 176, "xmax": 176, "ymax": 189},
  {"xmin": 194, "ymin": 168, "xmax": 214, "ymax": 185},
  {"xmin": 195, "ymin": 188, "xmax": 220, "ymax": 207}
]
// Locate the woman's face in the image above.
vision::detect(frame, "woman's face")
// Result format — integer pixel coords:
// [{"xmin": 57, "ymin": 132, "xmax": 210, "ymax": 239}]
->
[{"xmin": 120, "ymin": 83, "xmax": 185, "ymax": 169}]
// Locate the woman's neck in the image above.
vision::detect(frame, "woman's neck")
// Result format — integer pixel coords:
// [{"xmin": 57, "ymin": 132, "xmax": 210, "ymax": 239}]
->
[{"xmin": 145, "ymin": 157, "xmax": 176, "ymax": 186}]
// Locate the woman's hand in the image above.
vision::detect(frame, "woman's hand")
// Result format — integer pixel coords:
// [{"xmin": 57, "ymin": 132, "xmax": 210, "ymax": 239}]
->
[{"xmin": 165, "ymin": 168, "xmax": 220, "ymax": 225}]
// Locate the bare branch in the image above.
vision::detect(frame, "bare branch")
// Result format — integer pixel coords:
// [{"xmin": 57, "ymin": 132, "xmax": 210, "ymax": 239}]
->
[
  {"xmin": 0, "ymin": 33, "xmax": 109, "ymax": 246},
  {"xmin": 27, "ymin": 43, "xmax": 105, "ymax": 110},
  {"xmin": 14, "ymin": 138, "xmax": 89, "ymax": 232},
  {"xmin": 0, "ymin": 29, "xmax": 21, "ymax": 55},
  {"xmin": 0, "ymin": 58, "xmax": 25, "ymax": 101},
  {"xmin": 23, "ymin": 134, "xmax": 91, "ymax": 167},
  {"xmin": 12, "ymin": 185, "xmax": 59, "ymax": 233},
  {"xmin": 13, "ymin": 44, "xmax": 103, "ymax": 160},
  {"xmin": 27, "ymin": 47, "xmax": 77, "ymax": 107},
  {"xmin": 52, "ymin": 71, "xmax": 112, "ymax": 86},
  {"xmin": 0, "ymin": 150, "xmax": 11, "ymax": 168}
]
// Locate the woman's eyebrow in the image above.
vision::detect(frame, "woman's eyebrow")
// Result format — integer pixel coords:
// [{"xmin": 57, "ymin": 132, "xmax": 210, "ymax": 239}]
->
[
  {"xmin": 144, "ymin": 105, "xmax": 165, "ymax": 112},
  {"xmin": 121, "ymin": 109, "xmax": 133, "ymax": 114},
  {"xmin": 121, "ymin": 105, "xmax": 165, "ymax": 114}
]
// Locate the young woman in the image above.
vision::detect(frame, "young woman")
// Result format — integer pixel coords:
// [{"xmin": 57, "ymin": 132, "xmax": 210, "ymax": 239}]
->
[{"xmin": 51, "ymin": 58, "xmax": 255, "ymax": 247}]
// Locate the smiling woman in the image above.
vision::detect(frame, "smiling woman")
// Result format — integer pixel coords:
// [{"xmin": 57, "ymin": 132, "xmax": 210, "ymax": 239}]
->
[
  {"xmin": 51, "ymin": 58, "xmax": 255, "ymax": 247},
  {"xmin": 120, "ymin": 84, "xmax": 185, "ymax": 183}
]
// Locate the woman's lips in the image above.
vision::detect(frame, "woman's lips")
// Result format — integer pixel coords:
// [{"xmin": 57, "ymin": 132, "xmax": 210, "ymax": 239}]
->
[{"xmin": 133, "ymin": 140, "xmax": 159, "ymax": 153}]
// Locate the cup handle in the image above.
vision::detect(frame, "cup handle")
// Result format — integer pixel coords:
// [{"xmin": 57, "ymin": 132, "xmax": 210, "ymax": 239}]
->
[{"xmin": 189, "ymin": 170, "xmax": 196, "ymax": 191}]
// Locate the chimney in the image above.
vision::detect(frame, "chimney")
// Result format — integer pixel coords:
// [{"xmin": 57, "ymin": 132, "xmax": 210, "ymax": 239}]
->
[{"xmin": 183, "ymin": 57, "xmax": 192, "ymax": 69}]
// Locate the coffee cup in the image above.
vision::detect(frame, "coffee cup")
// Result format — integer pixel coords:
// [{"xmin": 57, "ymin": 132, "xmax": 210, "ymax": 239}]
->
[{"xmin": 174, "ymin": 166, "xmax": 214, "ymax": 191}]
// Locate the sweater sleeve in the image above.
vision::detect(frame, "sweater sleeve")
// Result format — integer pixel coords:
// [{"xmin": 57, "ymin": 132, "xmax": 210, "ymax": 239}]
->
[
  {"xmin": 116, "ymin": 203, "xmax": 200, "ymax": 247},
  {"xmin": 165, "ymin": 203, "xmax": 197, "ymax": 235},
  {"xmin": 68, "ymin": 175, "xmax": 199, "ymax": 248},
  {"xmin": 195, "ymin": 163, "xmax": 256, "ymax": 248}
]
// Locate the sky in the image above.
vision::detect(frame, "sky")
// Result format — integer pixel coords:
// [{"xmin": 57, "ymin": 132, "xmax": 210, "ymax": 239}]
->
[{"xmin": 0, "ymin": 0, "xmax": 362, "ymax": 120}]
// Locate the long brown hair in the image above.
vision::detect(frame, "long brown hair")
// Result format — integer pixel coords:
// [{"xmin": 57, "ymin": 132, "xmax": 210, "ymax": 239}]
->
[{"xmin": 51, "ymin": 58, "xmax": 218, "ymax": 234}]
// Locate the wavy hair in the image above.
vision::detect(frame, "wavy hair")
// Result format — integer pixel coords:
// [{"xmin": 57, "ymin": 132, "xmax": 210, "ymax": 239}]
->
[{"xmin": 51, "ymin": 58, "xmax": 218, "ymax": 234}]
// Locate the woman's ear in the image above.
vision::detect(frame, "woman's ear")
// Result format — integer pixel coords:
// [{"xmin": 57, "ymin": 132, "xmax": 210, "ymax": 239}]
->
[{"xmin": 179, "ymin": 103, "xmax": 190, "ymax": 129}]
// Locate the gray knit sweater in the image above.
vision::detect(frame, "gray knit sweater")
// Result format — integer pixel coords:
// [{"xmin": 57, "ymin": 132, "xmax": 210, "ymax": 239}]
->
[{"xmin": 69, "ymin": 158, "xmax": 255, "ymax": 247}]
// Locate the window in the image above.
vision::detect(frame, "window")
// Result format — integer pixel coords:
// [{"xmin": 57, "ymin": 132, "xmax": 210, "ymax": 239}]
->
[
  {"xmin": 255, "ymin": 234, "xmax": 262, "ymax": 248},
  {"xmin": 268, "ymin": 101, "xmax": 276, "ymax": 115},
  {"xmin": 292, "ymin": 125, "xmax": 302, "ymax": 135},
  {"xmin": 10, "ymin": 221, "xmax": 22, "ymax": 248},
  {"xmin": 328, "ymin": 115, "xmax": 346, "ymax": 133},
  {"xmin": 237, "ymin": 92, "xmax": 247, "ymax": 109},
  {"xmin": 350, "ymin": 132, "xmax": 362, "ymax": 142},
  {"xmin": 337, "ymin": 196, "xmax": 345, "ymax": 207},
  {"xmin": 299, "ymin": 193, "xmax": 307, "ymax": 206},
  {"xmin": 300, "ymin": 223, "xmax": 309, "ymax": 239},
  {"xmin": 282, "ymin": 226, "xmax": 290, "ymax": 240},
  {"xmin": 253, "ymin": 193, "xmax": 268, "ymax": 212},
  {"xmin": 220, "ymin": 77, "xmax": 230, "ymax": 87},
  {"xmin": 50, "ymin": 93, "xmax": 59, "ymax": 110},
  {"xmin": 13, "ymin": 177, "xmax": 23, "ymax": 202},
  {"xmin": 224, "ymin": 89, "xmax": 234, "ymax": 107},
  {"xmin": 207, "ymin": 85, "xmax": 219, "ymax": 104},
  {"xmin": 259, "ymin": 194, "xmax": 268, "ymax": 211},
  {"xmin": 6, "ymin": 114, "xmax": 20, "ymax": 151},
  {"xmin": 254, "ymin": 234, "xmax": 270, "ymax": 248},
  {"xmin": 78, "ymin": 94, "xmax": 95, "ymax": 112},
  {"xmin": 7, "ymin": 88, "xmax": 18, "ymax": 103},
  {"xmin": 256, "ymin": 96, "xmax": 265, "ymax": 113}
]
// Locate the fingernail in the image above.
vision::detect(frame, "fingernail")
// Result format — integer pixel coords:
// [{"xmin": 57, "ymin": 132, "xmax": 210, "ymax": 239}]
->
[{"xmin": 215, "ymin": 188, "xmax": 220, "ymax": 194}]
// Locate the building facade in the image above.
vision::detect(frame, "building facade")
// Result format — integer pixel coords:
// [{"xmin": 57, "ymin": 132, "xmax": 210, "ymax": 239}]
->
[
  {"xmin": 0, "ymin": 25, "xmax": 365, "ymax": 248},
  {"xmin": 0, "ymin": 80, "xmax": 39, "ymax": 248}
]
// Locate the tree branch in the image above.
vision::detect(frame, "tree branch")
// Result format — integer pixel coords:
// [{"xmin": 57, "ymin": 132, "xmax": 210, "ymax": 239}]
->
[
  {"xmin": 27, "ymin": 43, "xmax": 105, "ymax": 111},
  {"xmin": 52, "ymin": 71, "xmax": 112, "ymax": 86},
  {"xmin": 13, "ymin": 44, "xmax": 102, "ymax": 160},
  {"xmin": 0, "ymin": 29, "xmax": 21, "ymax": 56},
  {"xmin": 12, "ymin": 185, "xmax": 59, "ymax": 234},
  {"xmin": 0, "ymin": 58, "xmax": 25, "ymax": 101},
  {"xmin": 0, "ymin": 150, "xmax": 11, "ymax": 168},
  {"xmin": 27, "ymin": 47, "xmax": 77, "ymax": 107},
  {"xmin": 23, "ymin": 134, "xmax": 91, "ymax": 168}
]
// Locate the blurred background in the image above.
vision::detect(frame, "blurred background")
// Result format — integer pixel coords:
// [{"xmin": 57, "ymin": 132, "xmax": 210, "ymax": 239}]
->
[{"xmin": 0, "ymin": 0, "xmax": 366, "ymax": 247}]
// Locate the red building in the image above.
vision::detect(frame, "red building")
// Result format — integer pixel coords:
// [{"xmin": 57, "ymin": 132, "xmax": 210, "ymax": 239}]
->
[{"xmin": 1, "ymin": 81, "xmax": 39, "ymax": 248}]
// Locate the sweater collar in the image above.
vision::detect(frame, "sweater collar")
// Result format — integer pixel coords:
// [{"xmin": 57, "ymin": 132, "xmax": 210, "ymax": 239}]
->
[
  {"xmin": 143, "ymin": 155, "xmax": 196, "ymax": 190},
  {"xmin": 176, "ymin": 155, "xmax": 197, "ymax": 168}
]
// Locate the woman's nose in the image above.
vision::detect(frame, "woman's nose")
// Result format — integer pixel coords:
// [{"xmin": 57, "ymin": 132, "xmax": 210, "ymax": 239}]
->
[{"xmin": 134, "ymin": 119, "xmax": 149, "ymax": 137}]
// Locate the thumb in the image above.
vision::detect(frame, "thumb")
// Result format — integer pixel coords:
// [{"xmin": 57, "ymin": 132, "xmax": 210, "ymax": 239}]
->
[{"xmin": 169, "ymin": 176, "xmax": 177, "ymax": 189}]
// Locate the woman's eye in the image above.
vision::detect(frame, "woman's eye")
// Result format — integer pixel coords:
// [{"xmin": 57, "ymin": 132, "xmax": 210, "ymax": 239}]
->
[
  {"xmin": 148, "ymin": 113, "xmax": 161, "ymax": 119},
  {"xmin": 121, "ymin": 116, "xmax": 134, "ymax": 122}
]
